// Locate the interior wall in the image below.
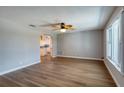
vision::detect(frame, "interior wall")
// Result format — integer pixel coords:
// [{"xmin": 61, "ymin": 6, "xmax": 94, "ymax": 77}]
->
[
  {"xmin": 0, "ymin": 19, "xmax": 40, "ymax": 75},
  {"xmin": 57, "ymin": 30, "xmax": 103, "ymax": 59},
  {"xmin": 51, "ymin": 33, "xmax": 57, "ymax": 57},
  {"xmin": 104, "ymin": 6, "xmax": 124, "ymax": 87}
]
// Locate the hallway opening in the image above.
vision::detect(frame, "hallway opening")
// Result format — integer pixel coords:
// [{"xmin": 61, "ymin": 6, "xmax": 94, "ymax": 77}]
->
[{"xmin": 40, "ymin": 34, "xmax": 53, "ymax": 63}]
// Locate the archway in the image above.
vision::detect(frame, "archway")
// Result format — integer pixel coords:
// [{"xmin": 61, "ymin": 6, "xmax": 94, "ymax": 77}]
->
[{"xmin": 40, "ymin": 34, "xmax": 53, "ymax": 57}]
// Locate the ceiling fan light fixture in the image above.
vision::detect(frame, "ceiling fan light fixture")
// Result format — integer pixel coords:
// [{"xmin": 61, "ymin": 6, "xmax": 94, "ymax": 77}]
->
[{"xmin": 60, "ymin": 29, "xmax": 66, "ymax": 32}]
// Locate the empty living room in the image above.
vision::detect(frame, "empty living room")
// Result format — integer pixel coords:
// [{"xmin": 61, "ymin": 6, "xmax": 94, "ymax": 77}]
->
[{"xmin": 0, "ymin": 6, "xmax": 124, "ymax": 88}]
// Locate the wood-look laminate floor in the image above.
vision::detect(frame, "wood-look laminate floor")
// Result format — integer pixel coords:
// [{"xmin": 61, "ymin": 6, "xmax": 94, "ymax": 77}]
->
[{"xmin": 0, "ymin": 56, "xmax": 116, "ymax": 87}]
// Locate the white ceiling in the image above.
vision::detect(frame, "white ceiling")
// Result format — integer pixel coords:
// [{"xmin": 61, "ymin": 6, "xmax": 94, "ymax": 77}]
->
[{"xmin": 0, "ymin": 6, "xmax": 115, "ymax": 33}]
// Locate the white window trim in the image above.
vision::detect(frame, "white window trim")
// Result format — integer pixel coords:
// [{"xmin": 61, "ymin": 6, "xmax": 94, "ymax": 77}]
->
[{"xmin": 106, "ymin": 17, "xmax": 122, "ymax": 74}]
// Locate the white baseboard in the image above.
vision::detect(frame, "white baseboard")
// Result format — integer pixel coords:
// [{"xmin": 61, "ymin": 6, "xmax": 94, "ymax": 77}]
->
[
  {"xmin": 103, "ymin": 59, "xmax": 120, "ymax": 87},
  {"xmin": 0, "ymin": 60, "xmax": 40, "ymax": 75},
  {"xmin": 57, "ymin": 55, "xmax": 103, "ymax": 61}
]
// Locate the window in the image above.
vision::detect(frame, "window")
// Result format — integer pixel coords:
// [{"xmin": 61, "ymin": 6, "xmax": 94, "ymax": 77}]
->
[
  {"xmin": 112, "ymin": 19, "xmax": 120, "ymax": 67},
  {"xmin": 107, "ymin": 27, "xmax": 112, "ymax": 59},
  {"xmin": 106, "ymin": 18, "xmax": 121, "ymax": 70}
]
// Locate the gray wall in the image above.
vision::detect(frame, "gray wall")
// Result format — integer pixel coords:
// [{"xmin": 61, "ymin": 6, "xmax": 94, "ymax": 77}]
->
[
  {"xmin": 104, "ymin": 6, "xmax": 124, "ymax": 86},
  {"xmin": 0, "ymin": 19, "xmax": 40, "ymax": 74},
  {"xmin": 57, "ymin": 30, "xmax": 103, "ymax": 59},
  {"xmin": 52, "ymin": 34, "xmax": 57, "ymax": 57}
]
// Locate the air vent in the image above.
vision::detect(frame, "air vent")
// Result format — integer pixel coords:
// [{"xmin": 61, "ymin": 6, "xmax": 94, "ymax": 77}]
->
[{"xmin": 29, "ymin": 24, "xmax": 36, "ymax": 27}]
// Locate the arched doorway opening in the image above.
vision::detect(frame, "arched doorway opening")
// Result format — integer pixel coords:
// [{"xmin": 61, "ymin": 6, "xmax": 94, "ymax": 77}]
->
[{"xmin": 40, "ymin": 34, "xmax": 52, "ymax": 56}]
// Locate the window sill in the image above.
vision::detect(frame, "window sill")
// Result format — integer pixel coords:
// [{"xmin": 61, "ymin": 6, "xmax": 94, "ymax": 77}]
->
[{"xmin": 107, "ymin": 57, "xmax": 121, "ymax": 73}]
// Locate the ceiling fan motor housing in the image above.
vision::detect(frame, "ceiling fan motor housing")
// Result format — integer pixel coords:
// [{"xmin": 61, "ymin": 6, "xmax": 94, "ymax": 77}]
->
[{"xmin": 61, "ymin": 22, "xmax": 65, "ymax": 29}]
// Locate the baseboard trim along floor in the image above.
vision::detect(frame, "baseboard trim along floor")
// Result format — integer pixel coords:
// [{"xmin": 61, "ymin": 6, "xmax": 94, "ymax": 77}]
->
[
  {"xmin": 0, "ymin": 60, "xmax": 40, "ymax": 76},
  {"xmin": 57, "ymin": 55, "xmax": 103, "ymax": 61},
  {"xmin": 103, "ymin": 59, "xmax": 120, "ymax": 87}
]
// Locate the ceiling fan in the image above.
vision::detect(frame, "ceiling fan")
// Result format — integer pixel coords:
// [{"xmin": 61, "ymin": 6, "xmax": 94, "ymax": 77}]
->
[
  {"xmin": 40, "ymin": 22, "xmax": 75, "ymax": 32},
  {"xmin": 29, "ymin": 22, "xmax": 75, "ymax": 32}
]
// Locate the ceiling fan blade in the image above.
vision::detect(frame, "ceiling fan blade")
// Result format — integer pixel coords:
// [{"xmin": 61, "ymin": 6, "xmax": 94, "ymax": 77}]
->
[
  {"xmin": 52, "ymin": 28, "xmax": 60, "ymax": 31},
  {"xmin": 64, "ymin": 24, "xmax": 72, "ymax": 28},
  {"xmin": 52, "ymin": 23, "xmax": 61, "ymax": 25},
  {"xmin": 39, "ymin": 23, "xmax": 61, "ymax": 27},
  {"xmin": 39, "ymin": 24, "xmax": 53, "ymax": 27}
]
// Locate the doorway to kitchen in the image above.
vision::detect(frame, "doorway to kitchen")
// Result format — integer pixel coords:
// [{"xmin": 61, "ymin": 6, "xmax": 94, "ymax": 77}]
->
[{"xmin": 40, "ymin": 34, "xmax": 53, "ymax": 63}]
